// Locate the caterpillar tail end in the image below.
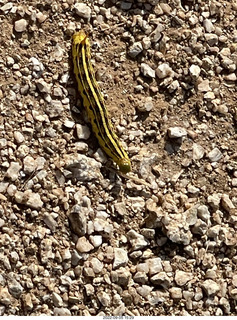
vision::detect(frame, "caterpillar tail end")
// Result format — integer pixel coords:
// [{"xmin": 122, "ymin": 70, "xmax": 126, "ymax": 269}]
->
[{"xmin": 118, "ymin": 158, "xmax": 131, "ymax": 174}]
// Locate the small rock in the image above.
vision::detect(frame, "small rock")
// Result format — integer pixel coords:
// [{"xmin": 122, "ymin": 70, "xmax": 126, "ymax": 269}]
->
[
  {"xmin": 202, "ymin": 279, "xmax": 220, "ymax": 296},
  {"xmin": 36, "ymin": 79, "xmax": 51, "ymax": 93},
  {"xmin": 203, "ymin": 19, "xmax": 215, "ymax": 33},
  {"xmin": 113, "ymin": 248, "xmax": 128, "ymax": 269},
  {"xmin": 76, "ymin": 237, "xmax": 94, "ymax": 253},
  {"xmin": 168, "ymin": 127, "xmax": 187, "ymax": 138},
  {"xmin": 90, "ymin": 257, "xmax": 104, "ymax": 273},
  {"xmin": 54, "ymin": 308, "xmax": 71, "ymax": 316},
  {"xmin": 74, "ymin": 3, "xmax": 91, "ymax": 19},
  {"xmin": 15, "ymin": 190, "xmax": 43, "ymax": 210},
  {"xmin": 221, "ymin": 194, "xmax": 234, "ymax": 213},
  {"xmin": 0, "ymin": 287, "xmax": 12, "ymax": 305},
  {"xmin": 156, "ymin": 63, "xmax": 173, "ymax": 79},
  {"xmin": 142, "ymin": 37, "xmax": 151, "ymax": 50},
  {"xmin": 197, "ymin": 79, "xmax": 211, "ymax": 92},
  {"xmin": 224, "ymin": 73, "xmax": 237, "ymax": 81},
  {"xmin": 208, "ymin": 147, "xmax": 222, "ymax": 162},
  {"xmin": 46, "ymin": 100, "xmax": 64, "ymax": 118},
  {"xmin": 6, "ymin": 162, "xmax": 21, "ymax": 181},
  {"xmin": 8, "ymin": 279, "xmax": 23, "ymax": 298},
  {"xmin": 14, "ymin": 19, "xmax": 28, "ymax": 32},
  {"xmin": 23, "ymin": 155, "xmax": 37, "ymax": 174},
  {"xmin": 14, "ymin": 131, "xmax": 24, "ymax": 144},
  {"xmin": 89, "ymin": 235, "xmax": 103, "ymax": 247},
  {"xmin": 204, "ymin": 91, "xmax": 215, "ymax": 101},
  {"xmin": 148, "ymin": 258, "xmax": 163, "ymax": 275},
  {"xmin": 76, "ymin": 124, "xmax": 91, "ymax": 140},
  {"xmin": 197, "ymin": 205, "xmax": 210, "ymax": 222},
  {"xmin": 0, "ymin": 3, "xmax": 13, "ymax": 12},
  {"xmin": 127, "ymin": 229, "xmax": 149, "ymax": 251},
  {"xmin": 97, "ymin": 291, "xmax": 111, "ymax": 307},
  {"xmin": 169, "ymin": 287, "xmax": 182, "ymax": 299},
  {"xmin": 204, "ymin": 33, "xmax": 218, "ymax": 46},
  {"xmin": 141, "ymin": 63, "xmax": 155, "ymax": 78},
  {"xmin": 150, "ymin": 272, "xmax": 171, "ymax": 288},
  {"xmin": 52, "ymin": 292, "xmax": 63, "ymax": 307},
  {"xmin": 43, "ymin": 213, "xmax": 58, "ymax": 232},
  {"xmin": 30, "ymin": 57, "xmax": 44, "ymax": 78},
  {"xmin": 189, "ymin": 64, "xmax": 201, "ymax": 79},
  {"xmin": 68, "ymin": 205, "xmax": 87, "ymax": 236},
  {"xmin": 207, "ymin": 193, "xmax": 221, "ymax": 210},
  {"xmin": 137, "ymin": 97, "xmax": 153, "ymax": 112},
  {"xmin": 128, "ymin": 42, "xmax": 143, "ymax": 58},
  {"xmin": 120, "ymin": 1, "xmax": 132, "ymax": 10},
  {"xmin": 36, "ymin": 12, "xmax": 47, "ymax": 23},
  {"xmin": 192, "ymin": 143, "xmax": 205, "ymax": 160},
  {"xmin": 175, "ymin": 270, "xmax": 193, "ymax": 286}
]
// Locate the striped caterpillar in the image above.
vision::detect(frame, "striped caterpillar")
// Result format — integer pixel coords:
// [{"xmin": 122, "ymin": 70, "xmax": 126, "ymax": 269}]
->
[{"xmin": 72, "ymin": 30, "xmax": 131, "ymax": 173}]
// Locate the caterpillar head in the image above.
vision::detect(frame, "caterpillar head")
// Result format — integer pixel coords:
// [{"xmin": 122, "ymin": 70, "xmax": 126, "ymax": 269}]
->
[{"xmin": 118, "ymin": 158, "xmax": 131, "ymax": 174}]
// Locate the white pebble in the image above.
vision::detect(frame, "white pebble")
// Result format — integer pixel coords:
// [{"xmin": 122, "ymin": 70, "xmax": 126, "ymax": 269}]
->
[
  {"xmin": 74, "ymin": 3, "xmax": 91, "ymax": 19},
  {"xmin": 156, "ymin": 63, "xmax": 173, "ymax": 79},
  {"xmin": 14, "ymin": 19, "xmax": 28, "ymax": 32}
]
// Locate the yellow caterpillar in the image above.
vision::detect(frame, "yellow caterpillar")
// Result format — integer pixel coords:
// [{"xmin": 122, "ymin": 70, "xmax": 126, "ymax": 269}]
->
[{"xmin": 72, "ymin": 30, "xmax": 131, "ymax": 173}]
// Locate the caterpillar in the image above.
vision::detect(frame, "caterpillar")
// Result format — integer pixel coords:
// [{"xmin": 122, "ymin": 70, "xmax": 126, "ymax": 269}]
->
[{"xmin": 72, "ymin": 30, "xmax": 131, "ymax": 173}]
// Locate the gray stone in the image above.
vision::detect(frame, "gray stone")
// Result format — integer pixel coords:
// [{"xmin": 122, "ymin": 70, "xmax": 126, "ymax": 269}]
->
[
  {"xmin": 175, "ymin": 270, "xmax": 193, "ymax": 286},
  {"xmin": 90, "ymin": 257, "xmax": 104, "ymax": 273},
  {"xmin": 46, "ymin": 100, "xmax": 64, "ymax": 118},
  {"xmin": 208, "ymin": 147, "xmax": 222, "ymax": 162},
  {"xmin": 168, "ymin": 127, "xmax": 187, "ymax": 138},
  {"xmin": 97, "ymin": 291, "xmax": 111, "ymax": 307},
  {"xmin": 141, "ymin": 63, "xmax": 155, "ymax": 78},
  {"xmin": 156, "ymin": 63, "xmax": 173, "ymax": 79},
  {"xmin": 14, "ymin": 19, "xmax": 28, "ymax": 32},
  {"xmin": 52, "ymin": 292, "xmax": 63, "ymax": 307},
  {"xmin": 202, "ymin": 279, "xmax": 220, "ymax": 296},
  {"xmin": 6, "ymin": 162, "xmax": 21, "ymax": 181},
  {"xmin": 76, "ymin": 237, "xmax": 94, "ymax": 253},
  {"xmin": 192, "ymin": 143, "xmax": 205, "ymax": 160},
  {"xmin": 8, "ymin": 279, "xmax": 23, "ymax": 298},
  {"xmin": 128, "ymin": 42, "xmax": 143, "ymax": 58},
  {"xmin": 113, "ymin": 248, "xmax": 128, "ymax": 269},
  {"xmin": 76, "ymin": 124, "xmax": 91, "ymax": 140},
  {"xmin": 54, "ymin": 308, "xmax": 71, "ymax": 316},
  {"xmin": 127, "ymin": 229, "xmax": 149, "ymax": 250},
  {"xmin": 74, "ymin": 3, "xmax": 91, "ymax": 19}
]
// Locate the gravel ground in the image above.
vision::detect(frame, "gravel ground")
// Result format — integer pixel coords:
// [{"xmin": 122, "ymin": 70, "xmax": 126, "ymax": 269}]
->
[{"xmin": 0, "ymin": 0, "xmax": 237, "ymax": 316}]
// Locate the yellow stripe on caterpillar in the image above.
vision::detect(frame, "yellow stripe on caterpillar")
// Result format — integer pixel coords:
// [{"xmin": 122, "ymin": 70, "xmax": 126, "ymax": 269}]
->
[{"xmin": 72, "ymin": 31, "xmax": 131, "ymax": 174}]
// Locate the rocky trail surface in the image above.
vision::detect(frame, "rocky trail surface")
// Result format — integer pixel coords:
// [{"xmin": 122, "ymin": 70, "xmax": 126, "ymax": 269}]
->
[{"xmin": 0, "ymin": 0, "xmax": 236, "ymax": 316}]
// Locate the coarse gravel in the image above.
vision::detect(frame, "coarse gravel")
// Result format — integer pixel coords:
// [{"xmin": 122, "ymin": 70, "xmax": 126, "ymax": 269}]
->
[{"xmin": 0, "ymin": 0, "xmax": 237, "ymax": 316}]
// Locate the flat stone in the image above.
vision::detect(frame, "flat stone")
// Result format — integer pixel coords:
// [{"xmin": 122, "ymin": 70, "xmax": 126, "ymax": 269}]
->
[
  {"xmin": 74, "ymin": 3, "xmax": 91, "ymax": 19},
  {"xmin": 90, "ymin": 257, "xmax": 104, "ymax": 273},
  {"xmin": 97, "ymin": 291, "xmax": 111, "ymax": 307},
  {"xmin": 76, "ymin": 237, "xmax": 94, "ymax": 253},
  {"xmin": 175, "ymin": 270, "xmax": 193, "ymax": 286},
  {"xmin": 6, "ymin": 162, "xmax": 21, "ymax": 181},
  {"xmin": 141, "ymin": 63, "xmax": 155, "ymax": 78},
  {"xmin": 156, "ymin": 63, "xmax": 173, "ymax": 79},
  {"xmin": 208, "ymin": 147, "xmax": 222, "ymax": 162},
  {"xmin": 113, "ymin": 248, "xmax": 128, "ymax": 269},
  {"xmin": 76, "ymin": 124, "xmax": 91, "ymax": 140},
  {"xmin": 14, "ymin": 19, "xmax": 28, "ymax": 32},
  {"xmin": 197, "ymin": 79, "xmax": 211, "ymax": 92},
  {"xmin": 128, "ymin": 42, "xmax": 143, "ymax": 58},
  {"xmin": 52, "ymin": 292, "xmax": 63, "ymax": 307},
  {"xmin": 54, "ymin": 308, "xmax": 71, "ymax": 316},
  {"xmin": 192, "ymin": 143, "xmax": 205, "ymax": 160},
  {"xmin": 168, "ymin": 127, "xmax": 187, "ymax": 138},
  {"xmin": 202, "ymin": 279, "xmax": 220, "ymax": 296},
  {"xmin": 189, "ymin": 64, "xmax": 201, "ymax": 79}
]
